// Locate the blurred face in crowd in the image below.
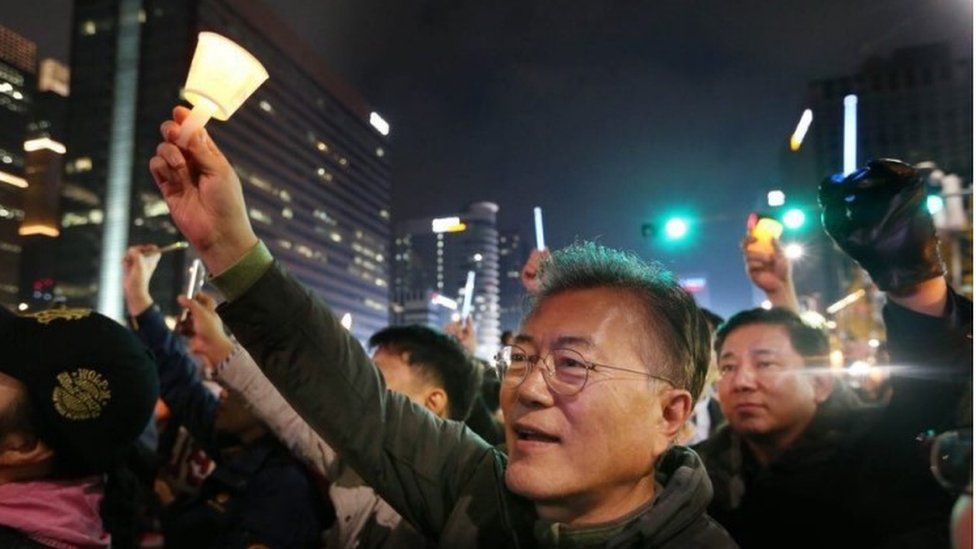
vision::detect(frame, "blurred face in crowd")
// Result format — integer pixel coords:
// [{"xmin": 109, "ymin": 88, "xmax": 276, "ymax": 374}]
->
[
  {"xmin": 214, "ymin": 386, "xmax": 265, "ymax": 443},
  {"xmin": 0, "ymin": 372, "xmax": 52, "ymax": 481},
  {"xmin": 500, "ymin": 288, "xmax": 691, "ymax": 524},
  {"xmin": 716, "ymin": 324, "xmax": 830, "ymax": 444},
  {"xmin": 373, "ymin": 347, "xmax": 448, "ymax": 419}
]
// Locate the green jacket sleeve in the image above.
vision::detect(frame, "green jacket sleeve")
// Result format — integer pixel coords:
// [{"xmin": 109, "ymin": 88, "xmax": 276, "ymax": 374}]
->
[{"xmin": 216, "ymin": 261, "xmax": 498, "ymax": 538}]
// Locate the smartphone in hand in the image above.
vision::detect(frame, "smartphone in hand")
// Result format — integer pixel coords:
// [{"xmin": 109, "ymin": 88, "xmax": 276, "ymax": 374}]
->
[{"xmin": 177, "ymin": 259, "xmax": 206, "ymax": 336}]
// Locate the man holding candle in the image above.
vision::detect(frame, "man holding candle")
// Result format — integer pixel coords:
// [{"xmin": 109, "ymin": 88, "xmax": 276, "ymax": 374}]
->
[{"xmin": 150, "ymin": 107, "xmax": 735, "ymax": 547}]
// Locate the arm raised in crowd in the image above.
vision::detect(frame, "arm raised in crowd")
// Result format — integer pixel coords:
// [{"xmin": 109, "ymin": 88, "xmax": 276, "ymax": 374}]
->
[
  {"xmin": 122, "ymin": 245, "xmax": 219, "ymax": 452},
  {"xmin": 820, "ymin": 159, "xmax": 972, "ymax": 433},
  {"xmin": 180, "ymin": 293, "xmax": 342, "ymax": 480},
  {"xmin": 741, "ymin": 236, "xmax": 800, "ymax": 312},
  {"xmin": 150, "ymin": 107, "xmax": 503, "ymax": 539}
]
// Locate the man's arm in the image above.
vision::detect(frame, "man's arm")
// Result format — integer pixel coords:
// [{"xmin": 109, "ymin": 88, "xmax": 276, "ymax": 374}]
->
[
  {"xmin": 213, "ymin": 250, "xmax": 495, "ymax": 537},
  {"xmin": 131, "ymin": 306, "xmax": 219, "ymax": 452},
  {"xmin": 214, "ymin": 345, "xmax": 341, "ymax": 479},
  {"xmin": 151, "ymin": 107, "xmax": 503, "ymax": 538}
]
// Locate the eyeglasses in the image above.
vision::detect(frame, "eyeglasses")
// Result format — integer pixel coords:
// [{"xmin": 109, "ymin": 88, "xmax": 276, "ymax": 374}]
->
[
  {"xmin": 494, "ymin": 344, "xmax": 675, "ymax": 396},
  {"xmin": 923, "ymin": 429, "xmax": 973, "ymax": 495}
]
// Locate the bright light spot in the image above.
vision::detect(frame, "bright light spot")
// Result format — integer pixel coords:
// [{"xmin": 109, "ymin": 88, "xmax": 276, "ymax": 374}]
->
[
  {"xmin": 926, "ymin": 195, "xmax": 944, "ymax": 215},
  {"xmin": 431, "ymin": 293, "xmax": 458, "ymax": 310},
  {"xmin": 17, "ymin": 303, "xmax": 28, "ymax": 311},
  {"xmin": 340, "ymin": 313, "xmax": 352, "ymax": 331},
  {"xmin": 849, "ymin": 360, "xmax": 872, "ymax": 377},
  {"xmin": 784, "ymin": 243, "xmax": 804, "ymax": 260},
  {"xmin": 761, "ymin": 300, "xmax": 773, "ymax": 310},
  {"xmin": 24, "ymin": 137, "xmax": 66, "ymax": 154},
  {"xmin": 830, "ymin": 349, "xmax": 844, "ymax": 369},
  {"xmin": 868, "ymin": 338, "xmax": 880, "ymax": 348},
  {"xmin": 259, "ymin": 100, "xmax": 273, "ymax": 113},
  {"xmin": 664, "ymin": 218, "xmax": 688, "ymax": 240},
  {"xmin": 11, "ymin": 91, "xmax": 22, "ymax": 100},
  {"xmin": 0, "ymin": 170, "xmax": 28, "ymax": 188},
  {"xmin": 316, "ymin": 141, "xmax": 328, "ymax": 152},
  {"xmin": 432, "ymin": 217, "xmax": 467, "ymax": 233},
  {"xmin": 789, "ymin": 109, "xmax": 813, "ymax": 151},
  {"xmin": 370, "ymin": 112, "xmax": 390, "ymax": 136},
  {"xmin": 375, "ymin": 147, "xmax": 385, "ymax": 158},
  {"xmin": 767, "ymin": 190, "xmax": 786, "ymax": 207},
  {"xmin": 843, "ymin": 94, "xmax": 858, "ymax": 175},
  {"xmin": 782, "ymin": 208, "xmax": 806, "ymax": 230},
  {"xmin": 473, "ymin": 253, "xmax": 483, "ymax": 261},
  {"xmin": 800, "ymin": 310, "xmax": 826, "ymax": 328},
  {"xmin": 825, "ymin": 320, "xmax": 837, "ymax": 330}
]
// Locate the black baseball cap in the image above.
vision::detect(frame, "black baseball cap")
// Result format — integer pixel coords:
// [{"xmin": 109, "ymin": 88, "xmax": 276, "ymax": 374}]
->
[{"xmin": 0, "ymin": 307, "xmax": 159, "ymax": 475}]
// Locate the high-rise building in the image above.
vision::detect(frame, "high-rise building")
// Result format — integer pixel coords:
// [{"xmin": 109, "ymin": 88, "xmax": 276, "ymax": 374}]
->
[
  {"xmin": 0, "ymin": 25, "xmax": 36, "ymax": 308},
  {"xmin": 497, "ymin": 230, "xmax": 528, "ymax": 334},
  {"xmin": 806, "ymin": 43, "xmax": 972, "ymax": 179},
  {"xmin": 59, "ymin": 0, "xmax": 392, "ymax": 341},
  {"xmin": 778, "ymin": 42, "xmax": 972, "ymax": 305},
  {"xmin": 394, "ymin": 202, "xmax": 501, "ymax": 357},
  {"xmin": 19, "ymin": 59, "xmax": 69, "ymax": 310}
]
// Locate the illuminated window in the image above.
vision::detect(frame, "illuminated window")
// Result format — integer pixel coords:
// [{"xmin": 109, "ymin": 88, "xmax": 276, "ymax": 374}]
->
[
  {"xmin": 142, "ymin": 198, "xmax": 169, "ymax": 217},
  {"xmin": 82, "ymin": 21, "xmax": 97, "ymax": 35},
  {"xmin": 74, "ymin": 157, "xmax": 92, "ymax": 172},
  {"xmin": 249, "ymin": 208, "xmax": 272, "ymax": 224}
]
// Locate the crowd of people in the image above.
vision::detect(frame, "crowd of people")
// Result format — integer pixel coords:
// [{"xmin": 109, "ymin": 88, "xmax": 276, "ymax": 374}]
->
[{"xmin": 0, "ymin": 105, "xmax": 970, "ymax": 548}]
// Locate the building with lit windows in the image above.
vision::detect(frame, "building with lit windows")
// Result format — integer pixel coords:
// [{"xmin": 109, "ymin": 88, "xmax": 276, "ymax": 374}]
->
[
  {"xmin": 58, "ymin": 0, "xmax": 392, "ymax": 339},
  {"xmin": 18, "ymin": 59, "xmax": 69, "ymax": 310},
  {"xmin": 0, "ymin": 25, "xmax": 36, "ymax": 308},
  {"xmin": 497, "ymin": 230, "xmax": 528, "ymax": 333},
  {"xmin": 393, "ymin": 202, "xmax": 501, "ymax": 357},
  {"xmin": 779, "ymin": 42, "xmax": 972, "ymax": 306}
]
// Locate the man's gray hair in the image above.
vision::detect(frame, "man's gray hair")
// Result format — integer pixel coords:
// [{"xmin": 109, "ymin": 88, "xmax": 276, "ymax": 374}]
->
[{"xmin": 531, "ymin": 242, "xmax": 710, "ymax": 400}]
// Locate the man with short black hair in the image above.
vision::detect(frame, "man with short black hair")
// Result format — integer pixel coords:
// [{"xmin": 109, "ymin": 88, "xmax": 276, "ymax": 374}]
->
[
  {"xmin": 696, "ymin": 159, "xmax": 972, "ymax": 548},
  {"xmin": 368, "ymin": 325, "xmax": 481, "ymax": 421}
]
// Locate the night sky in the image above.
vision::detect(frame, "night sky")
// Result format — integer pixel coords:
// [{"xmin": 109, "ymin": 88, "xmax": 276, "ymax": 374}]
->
[{"xmin": 3, "ymin": 0, "xmax": 973, "ymax": 317}]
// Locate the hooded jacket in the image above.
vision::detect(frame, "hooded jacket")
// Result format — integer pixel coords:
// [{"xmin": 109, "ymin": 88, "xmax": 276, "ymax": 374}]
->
[{"xmin": 211, "ymin": 246, "xmax": 737, "ymax": 548}]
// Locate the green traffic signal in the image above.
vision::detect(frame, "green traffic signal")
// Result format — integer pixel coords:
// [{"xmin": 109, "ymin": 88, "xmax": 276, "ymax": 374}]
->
[
  {"xmin": 664, "ymin": 217, "xmax": 689, "ymax": 240},
  {"xmin": 782, "ymin": 208, "xmax": 806, "ymax": 230}
]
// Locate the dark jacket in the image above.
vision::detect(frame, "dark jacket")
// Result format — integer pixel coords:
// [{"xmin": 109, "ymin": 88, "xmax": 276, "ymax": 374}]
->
[
  {"xmin": 695, "ymin": 290, "xmax": 972, "ymax": 549},
  {"xmin": 132, "ymin": 306, "xmax": 327, "ymax": 548},
  {"xmin": 215, "ymin": 257, "xmax": 737, "ymax": 548}
]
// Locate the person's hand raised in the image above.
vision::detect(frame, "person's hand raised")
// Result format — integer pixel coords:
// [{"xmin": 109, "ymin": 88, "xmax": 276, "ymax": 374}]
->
[
  {"xmin": 122, "ymin": 244, "xmax": 161, "ymax": 316},
  {"xmin": 149, "ymin": 106, "xmax": 257, "ymax": 275}
]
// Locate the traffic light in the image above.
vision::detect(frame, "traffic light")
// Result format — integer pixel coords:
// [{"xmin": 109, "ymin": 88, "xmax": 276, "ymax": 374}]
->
[
  {"xmin": 781, "ymin": 208, "xmax": 806, "ymax": 230},
  {"xmin": 664, "ymin": 217, "xmax": 689, "ymax": 240}
]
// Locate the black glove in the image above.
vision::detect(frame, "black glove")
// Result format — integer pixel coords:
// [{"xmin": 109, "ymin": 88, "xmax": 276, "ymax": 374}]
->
[{"xmin": 818, "ymin": 158, "xmax": 945, "ymax": 292}]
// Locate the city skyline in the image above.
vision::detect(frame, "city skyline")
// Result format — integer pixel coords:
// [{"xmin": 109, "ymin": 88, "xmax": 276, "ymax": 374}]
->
[{"xmin": 2, "ymin": 0, "xmax": 973, "ymax": 318}]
